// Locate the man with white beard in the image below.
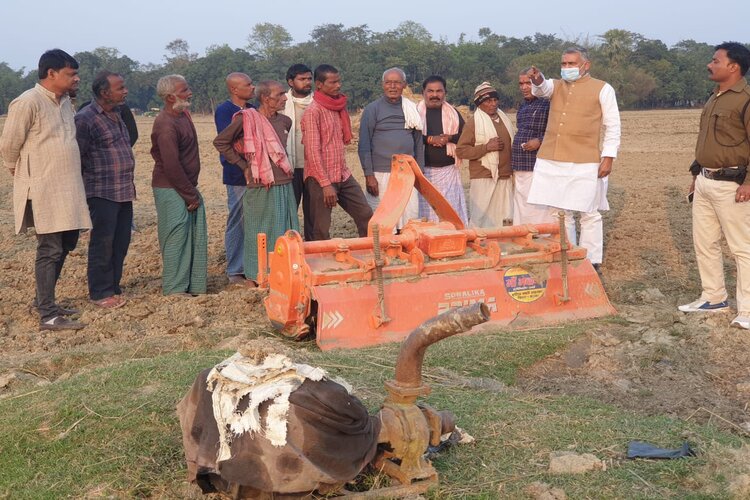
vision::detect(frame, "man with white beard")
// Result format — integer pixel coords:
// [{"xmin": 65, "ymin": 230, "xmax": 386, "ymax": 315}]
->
[{"xmin": 150, "ymin": 74, "xmax": 207, "ymax": 296}]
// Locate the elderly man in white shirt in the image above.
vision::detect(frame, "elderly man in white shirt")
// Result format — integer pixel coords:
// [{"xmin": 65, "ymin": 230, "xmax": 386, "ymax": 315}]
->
[{"xmin": 526, "ymin": 47, "xmax": 621, "ymax": 272}]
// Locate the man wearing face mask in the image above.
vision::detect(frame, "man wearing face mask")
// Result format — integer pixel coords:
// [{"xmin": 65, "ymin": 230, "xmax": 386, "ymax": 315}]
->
[{"xmin": 527, "ymin": 47, "xmax": 621, "ymax": 273}]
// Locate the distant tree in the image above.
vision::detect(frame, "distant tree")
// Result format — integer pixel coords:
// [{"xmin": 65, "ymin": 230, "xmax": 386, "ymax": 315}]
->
[
  {"xmin": 672, "ymin": 40, "xmax": 714, "ymax": 105},
  {"xmin": 164, "ymin": 39, "xmax": 197, "ymax": 68},
  {"xmin": 0, "ymin": 63, "xmax": 26, "ymax": 114},
  {"xmin": 632, "ymin": 38, "xmax": 670, "ymax": 65},
  {"xmin": 247, "ymin": 23, "xmax": 293, "ymax": 59},
  {"xmin": 0, "ymin": 26, "xmax": 740, "ymax": 114},
  {"xmin": 532, "ymin": 33, "xmax": 565, "ymax": 52},
  {"xmin": 644, "ymin": 59, "xmax": 684, "ymax": 107},
  {"xmin": 183, "ymin": 45, "xmax": 257, "ymax": 113},
  {"xmin": 392, "ymin": 21, "xmax": 432, "ymax": 42},
  {"xmin": 598, "ymin": 29, "xmax": 640, "ymax": 68},
  {"xmin": 73, "ymin": 47, "xmax": 139, "ymax": 104}
]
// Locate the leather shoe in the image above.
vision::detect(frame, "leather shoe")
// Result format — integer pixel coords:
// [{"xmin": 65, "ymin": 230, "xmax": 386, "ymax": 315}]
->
[{"xmin": 40, "ymin": 316, "xmax": 85, "ymax": 331}]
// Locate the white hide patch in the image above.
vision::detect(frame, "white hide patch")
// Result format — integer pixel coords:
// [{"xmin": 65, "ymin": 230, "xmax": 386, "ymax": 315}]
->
[{"xmin": 206, "ymin": 352, "xmax": 328, "ymax": 462}]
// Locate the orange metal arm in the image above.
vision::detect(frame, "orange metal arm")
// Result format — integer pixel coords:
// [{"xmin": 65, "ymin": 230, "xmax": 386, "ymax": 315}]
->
[{"xmin": 367, "ymin": 155, "xmax": 465, "ymax": 239}]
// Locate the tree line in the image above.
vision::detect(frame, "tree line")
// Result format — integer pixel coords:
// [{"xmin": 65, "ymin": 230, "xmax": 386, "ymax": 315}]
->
[{"xmin": 1, "ymin": 22, "xmax": 746, "ymax": 115}]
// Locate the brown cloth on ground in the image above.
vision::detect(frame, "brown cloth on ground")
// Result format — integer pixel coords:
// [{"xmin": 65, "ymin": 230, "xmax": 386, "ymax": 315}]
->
[{"xmin": 177, "ymin": 368, "xmax": 381, "ymax": 497}]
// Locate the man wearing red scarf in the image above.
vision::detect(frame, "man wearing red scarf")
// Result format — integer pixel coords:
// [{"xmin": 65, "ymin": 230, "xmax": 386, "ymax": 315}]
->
[{"xmin": 301, "ymin": 65, "xmax": 372, "ymax": 240}]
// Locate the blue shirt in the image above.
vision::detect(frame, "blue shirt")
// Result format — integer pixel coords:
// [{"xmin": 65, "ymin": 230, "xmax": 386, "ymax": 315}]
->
[
  {"xmin": 214, "ymin": 100, "xmax": 254, "ymax": 185},
  {"xmin": 511, "ymin": 98, "xmax": 550, "ymax": 172}
]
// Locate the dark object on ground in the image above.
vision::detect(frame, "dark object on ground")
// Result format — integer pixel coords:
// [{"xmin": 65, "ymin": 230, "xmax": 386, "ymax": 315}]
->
[
  {"xmin": 177, "ymin": 370, "xmax": 380, "ymax": 497},
  {"xmin": 627, "ymin": 441, "xmax": 696, "ymax": 459},
  {"xmin": 177, "ymin": 304, "xmax": 489, "ymax": 498}
]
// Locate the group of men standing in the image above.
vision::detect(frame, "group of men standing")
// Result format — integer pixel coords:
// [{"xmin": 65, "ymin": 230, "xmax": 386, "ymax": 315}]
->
[
  {"xmin": 1, "ymin": 41, "xmax": 748, "ymax": 332},
  {"xmin": 206, "ymin": 49, "xmax": 620, "ymax": 291}
]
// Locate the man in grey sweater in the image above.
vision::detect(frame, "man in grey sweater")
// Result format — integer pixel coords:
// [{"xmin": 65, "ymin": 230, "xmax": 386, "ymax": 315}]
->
[{"xmin": 358, "ymin": 68, "xmax": 424, "ymax": 229}]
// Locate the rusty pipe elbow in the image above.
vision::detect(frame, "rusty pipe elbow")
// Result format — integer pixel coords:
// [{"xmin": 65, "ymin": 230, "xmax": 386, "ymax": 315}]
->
[{"xmin": 393, "ymin": 303, "xmax": 490, "ymax": 388}]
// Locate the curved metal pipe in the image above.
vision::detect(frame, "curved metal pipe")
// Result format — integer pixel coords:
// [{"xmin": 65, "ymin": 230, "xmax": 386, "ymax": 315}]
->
[{"xmin": 393, "ymin": 303, "xmax": 490, "ymax": 388}]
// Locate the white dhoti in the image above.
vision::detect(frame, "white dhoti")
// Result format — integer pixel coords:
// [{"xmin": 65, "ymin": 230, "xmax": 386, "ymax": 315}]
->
[
  {"xmin": 527, "ymin": 159, "xmax": 608, "ymax": 212},
  {"xmin": 419, "ymin": 164, "xmax": 468, "ymax": 226},
  {"xmin": 468, "ymin": 177, "xmax": 513, "ymax": 229},
  {"xmin": 527, "ymin": 158, "xmax": 609, "ymax": 264},
  {"xmin": 365, "ymin": 171, "xmax": 419, "ymax": 230},
  {"xmin": 512, "ymin": 170, "xmax": 555, "ymax": 225}
]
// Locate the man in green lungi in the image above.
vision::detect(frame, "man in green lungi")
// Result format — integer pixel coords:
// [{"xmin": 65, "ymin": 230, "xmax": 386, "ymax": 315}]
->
[
  {"xmin": 213, "ymin": 80, "xmax": 298, "ymax": 286},
  {"xmin": 150, "ymin": 74, "xmax": 207, "ymax": 295}
]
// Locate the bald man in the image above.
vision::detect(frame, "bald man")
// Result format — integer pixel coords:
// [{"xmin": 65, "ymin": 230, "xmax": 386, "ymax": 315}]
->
[{"xmin": 214, "ymin": 72, "xmax": 256, "ymax": 285}]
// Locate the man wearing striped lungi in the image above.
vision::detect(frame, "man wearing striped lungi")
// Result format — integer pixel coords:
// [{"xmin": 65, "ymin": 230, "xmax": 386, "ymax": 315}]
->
[
  {"xmin": 150, "ymin": 75, "xmax": 207, "ymax": 296},
  {"xmin": 417, "ymin": 75, "xmax": 467, "ymax": 226},
  {"xmin": 213, "ymin": 81, "xmax": 298, "ymax": 286}
]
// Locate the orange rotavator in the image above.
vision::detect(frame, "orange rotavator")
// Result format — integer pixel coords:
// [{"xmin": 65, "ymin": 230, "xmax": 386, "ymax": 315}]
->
[{"xmin": 260, "ymin": 155, "xmax": 615, "ymax": 350}]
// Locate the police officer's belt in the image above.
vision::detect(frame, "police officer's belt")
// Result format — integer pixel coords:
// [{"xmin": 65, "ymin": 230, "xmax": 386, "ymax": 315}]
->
[{"xmin": 701, "ymin": 166, "xmax": 747, "ymax": 184}]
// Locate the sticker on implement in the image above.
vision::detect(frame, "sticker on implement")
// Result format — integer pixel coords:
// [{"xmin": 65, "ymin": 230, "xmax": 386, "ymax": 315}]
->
[{"xmin": 503, "ymin": 267, "xmax": 546, "ymax": 302}]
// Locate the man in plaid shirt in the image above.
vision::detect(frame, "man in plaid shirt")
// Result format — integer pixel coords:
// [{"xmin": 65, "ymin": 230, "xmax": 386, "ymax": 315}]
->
[
  {"xmin": 511, "ymin": 68, "xmax": 551, "ymax": 225},
  {"xmin": 301, "ymin": 64, "xmax": 372, "ymax": 240},
  {"xmin": 75, "ymin": 71, "xmax": 135, "ymax": 309}
]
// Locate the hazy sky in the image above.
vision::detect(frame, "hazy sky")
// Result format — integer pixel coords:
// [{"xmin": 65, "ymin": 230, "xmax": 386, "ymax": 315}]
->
[{"xmin": 3, "ymin": 0, "xmax": 748, "ymax": 72}]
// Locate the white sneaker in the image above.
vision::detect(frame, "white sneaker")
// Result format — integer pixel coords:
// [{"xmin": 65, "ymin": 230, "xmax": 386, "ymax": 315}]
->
[
  {"xmin": 731, "ymin": 316, "xmax": 750, "ymax": 329},
  {"xmin": 677, "ymin": 299, "xmax": 729, "ymax": 313}
]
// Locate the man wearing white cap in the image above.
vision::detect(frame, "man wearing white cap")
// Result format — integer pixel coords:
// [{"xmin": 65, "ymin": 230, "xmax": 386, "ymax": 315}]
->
[{"xmin": 457, "ymin": 82, "xmax": 515, "ymax": 228}]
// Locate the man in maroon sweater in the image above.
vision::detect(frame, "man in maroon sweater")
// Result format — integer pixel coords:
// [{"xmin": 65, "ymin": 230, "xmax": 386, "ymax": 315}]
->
[{"xmin": 150, "ymin": 74, "xmax": 207, "ymax": 295}]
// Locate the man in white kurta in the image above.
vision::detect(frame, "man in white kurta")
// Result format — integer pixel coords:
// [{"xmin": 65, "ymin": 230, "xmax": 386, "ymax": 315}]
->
[
  {"xmin": 0, "ymin": 49, "xmax": 91, "ymax": 331},
  {"xmin": 527, "ymin": 47, "xmax": 621, "ymax": 269}
]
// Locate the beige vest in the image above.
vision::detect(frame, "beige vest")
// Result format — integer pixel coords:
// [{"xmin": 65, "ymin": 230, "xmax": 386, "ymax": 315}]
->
[{"xmin": 537, "ymin": 76, "xmax": 606, "ymax": 163}]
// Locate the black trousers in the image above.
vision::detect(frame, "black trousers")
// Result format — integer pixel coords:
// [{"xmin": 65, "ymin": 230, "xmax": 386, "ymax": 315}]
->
[
  {"xmin": 87, "ymin": 197, "xmax": 133, "ymax": 300},
  {"xmin": 35, "ymin": 229, "xmax": 79, "ymax": 321},
  {"xmin": 293, "ymin": 169, "xmax": 314, "ymax": 240}
]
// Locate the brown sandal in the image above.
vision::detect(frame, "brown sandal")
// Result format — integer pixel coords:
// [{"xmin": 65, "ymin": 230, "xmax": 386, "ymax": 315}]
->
[{"xmin": 92, "ymin": 296, "xmax": 127, "ymax": 309}]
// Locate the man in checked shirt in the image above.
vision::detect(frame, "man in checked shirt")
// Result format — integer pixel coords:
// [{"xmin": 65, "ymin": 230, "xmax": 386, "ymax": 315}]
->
[
  {"xmin": 75, "ymin": 71, "xmax": 135, "ymax": 309},
  {"xmin": 301, "ymin": 64, "xmax": 372, "ymax": 241},
  {"xmin": 511, "ymin": 68, "xmax": 552, "ymax": 225}
]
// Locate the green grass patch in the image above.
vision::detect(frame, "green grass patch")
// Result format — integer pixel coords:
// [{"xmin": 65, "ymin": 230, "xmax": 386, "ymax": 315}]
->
[{"xmin": 0, "ymin": 324, "xmax": 745, "ymax": 498}]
